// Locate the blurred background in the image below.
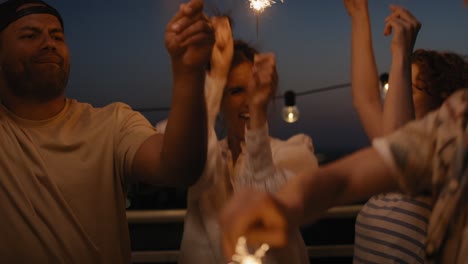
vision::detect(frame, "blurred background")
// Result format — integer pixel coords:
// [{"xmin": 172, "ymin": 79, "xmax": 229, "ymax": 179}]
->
[
  {"xmin": 49, "ymin": 0, "xmax": 467, "ymax": 155},
  {"xmin": 45, "ymin": 0, "xmax": 468, "ymax": 262}
]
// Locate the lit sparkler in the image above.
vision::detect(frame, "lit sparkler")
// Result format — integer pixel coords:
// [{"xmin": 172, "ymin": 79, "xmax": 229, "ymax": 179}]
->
[
  {"xmin": 229, "ymin": 236, "xmax": 270, "ymax": 264},
  {"xmin": 248, "ymin": 0, "xmax": 284, "ymax": 39},
  {"xmin": 249, "ymin": 0, "xmax": 276, "ymax": 12}
]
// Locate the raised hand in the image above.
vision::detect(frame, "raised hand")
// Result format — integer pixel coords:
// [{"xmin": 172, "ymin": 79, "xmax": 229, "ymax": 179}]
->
[
  {"xmin": 205, "ymin": 16, "xmax": 233, "ymax": 131},
  {"xmin": 383, "ymin": 5, "xmax": 421, "ymax": 57},
  {"xmin": 343, "ymin": 0, "xmax": 369, "ymax": 18},
  {"xmin": 247, "ymin": 53, "xmax": 278, "ymax": 113},
  {"xmin": 209, "ymin": 16, "xmax": 234, "ymax": 79},
  {"xmin": 246, "ymin": 53, "xmax": 277, "ymax": 129},
  {"xmin": 165, "ymin": 0, "xmax": 215, "ymax": 69},
  {"xmin": 219, "ymin": 190, "xmax": 290, "ymax": 261}
]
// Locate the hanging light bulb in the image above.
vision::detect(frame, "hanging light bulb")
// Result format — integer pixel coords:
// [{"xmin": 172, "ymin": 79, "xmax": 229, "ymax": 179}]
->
[
  {"xmin": 379, "ymin": 73, "xmax": 389, "ymax": 99},
  {"xmin": 282, "ymin": 90, "xmax": 299, "ymax": 123}
]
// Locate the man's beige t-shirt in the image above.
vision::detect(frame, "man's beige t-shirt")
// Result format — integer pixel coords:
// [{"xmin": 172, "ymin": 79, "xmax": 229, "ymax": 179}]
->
[{"xmin": 0, "ymin": 99, "xmax": 157, "ymax": 263}]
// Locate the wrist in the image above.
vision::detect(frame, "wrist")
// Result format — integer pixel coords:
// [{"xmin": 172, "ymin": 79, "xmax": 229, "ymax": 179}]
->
[
  {"xmin": 276, "ymin": 185, "xmax": 304, "ymax": 226},
  {"xmin": 172, "ymin": 70, "xmax": 206, "ymax": 100},
  {"xmin": 391, "ymin": 49, "xmax": 413, "ymax": 62},
  {"xmin": 209, "ymin": 68, "xmax": 229, "ymax": 80},
  {"xmin": 392, "ymin": 47, "xmax": 413, "ymax": 60},
  {"xmin": 172, "ymin": 60, "xmax": 207, "ymax": 75},
  {"xmin": 350, "ymin": 11, "xmax": 370, "ymax": 24},
  {"xmin": 172, "ymin": 64, "xmax": 205, "ymax": 83},
  {"xmin": 248, "ymin": 107, "xmax": 268, "ymax": 130},
  {"xmin": 249, "ymin": 102, "xmax": 269, "ymax": 114}
]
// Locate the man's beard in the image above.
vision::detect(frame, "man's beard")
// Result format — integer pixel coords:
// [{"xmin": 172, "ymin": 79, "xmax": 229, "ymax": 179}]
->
[{"xmin": 2, "ymin": 61, "xmax": 69, "ymax": 102}]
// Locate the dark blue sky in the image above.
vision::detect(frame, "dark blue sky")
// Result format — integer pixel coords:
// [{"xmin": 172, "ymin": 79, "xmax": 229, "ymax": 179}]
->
[{"xmin": 47, "ymin": 0, "xmax": 467, "ymax": 155}]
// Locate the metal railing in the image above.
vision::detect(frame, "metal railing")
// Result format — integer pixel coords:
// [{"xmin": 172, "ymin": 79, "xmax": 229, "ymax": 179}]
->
[
  {"xmin": 127, "ymin": 205, "xmax": 361, "ymax": 263},
  {"xmin": 126, "ymin": 205, "xmax": 362, "ymax": 223}
]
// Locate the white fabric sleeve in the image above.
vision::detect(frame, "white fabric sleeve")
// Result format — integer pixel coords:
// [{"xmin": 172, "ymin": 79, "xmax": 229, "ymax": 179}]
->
[
  {"xmin": 237, "ymin": 123, "xmax": 318, "ymax": 193},
  {"xmin": 188, "ymin": 74, "xmax": 229, "ymax": 200},
  {"xmin": 204, "ymin": 74, "xmax": 226, "ymax": 128}
]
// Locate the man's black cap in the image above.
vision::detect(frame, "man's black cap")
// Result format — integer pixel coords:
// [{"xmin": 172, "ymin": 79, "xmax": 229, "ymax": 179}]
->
[{"xmin": 0, "ymin": 0, "xmax": 63, "ymax": 32}]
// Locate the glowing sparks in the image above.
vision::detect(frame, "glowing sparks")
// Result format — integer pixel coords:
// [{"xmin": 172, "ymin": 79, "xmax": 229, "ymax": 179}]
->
[
  {"xmin": 249, "ymin": 0, "xmax": 273, "ymax": 12},
  {"xmin": 249, "ymin": 0, "xmax": 283, "ymax": 12},
  {"xmin": 230, "ymin": 236, "xmax": 270, "ymax": 264},
  {"xmin": 248, "ymin": 0, "xmax": 284, "ymax": 39}
]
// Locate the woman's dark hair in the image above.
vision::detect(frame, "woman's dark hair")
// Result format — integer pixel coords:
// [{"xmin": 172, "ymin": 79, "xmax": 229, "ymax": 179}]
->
[
  {"xmin": 231, "ymin": 40, "xmax": 258, "ymax": 68},
  {"xmin": 412, "ymin": 49, "xmax": 468, "ymax": 105},
  {"xmin": 230, "ymin": 40, "xmax": 278, "ymax": 107}
]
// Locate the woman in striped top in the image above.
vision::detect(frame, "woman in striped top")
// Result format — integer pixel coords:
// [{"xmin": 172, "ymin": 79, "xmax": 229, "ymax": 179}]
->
[{"xmin": 344, "ymin": 0, "xmax": 468, "ymax": 263}]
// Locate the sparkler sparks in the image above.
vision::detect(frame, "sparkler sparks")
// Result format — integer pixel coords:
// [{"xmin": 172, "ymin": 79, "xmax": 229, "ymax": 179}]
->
[
  {"xmin": 229, "ymin": 236, "xmax": 270, "ymax": 264},
  {"xmin": 249, "ymin": 0, "xmax": 283, "ymax": 12},
  {"xmin": 248, "ymin": 0, "xmax": 284, "ymax": 39}
]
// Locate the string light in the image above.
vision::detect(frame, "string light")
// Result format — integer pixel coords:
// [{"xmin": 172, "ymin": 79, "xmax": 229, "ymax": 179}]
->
[
  {"xmin": 133, "ymin": 82, "xmax": 350, "ymax": 112},
  {"xmin": 134, "ymin": 74, "xmax": 389, "ymax": 114},
  {"xmin": 379, "ymin": 73, "xmax": 389, "ymax": 98},
  {"xmin": 282, "ymin": 90, "xmax": 299, "ymax": 123}
]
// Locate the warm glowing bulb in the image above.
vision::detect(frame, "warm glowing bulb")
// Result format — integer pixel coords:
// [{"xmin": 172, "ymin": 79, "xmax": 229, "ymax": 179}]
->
[
  {"xmin": 380, "ymin": 82, "xmax": 389, "ymax": 99},
  {"xmin": 282, "ymin": 106, "xmax": 299, "ymax": 123},
  {"xmin": 379, "ymin": 73, "xmax": 389, "ymax": 99},
  {"xmin": 384, "ymin": 83, "xmax": 389, "ymax": 92}
]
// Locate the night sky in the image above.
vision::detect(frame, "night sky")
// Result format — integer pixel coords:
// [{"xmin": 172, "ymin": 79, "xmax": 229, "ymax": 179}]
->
[{"xmin": 47, "ymin": 0, "xmax": 467, "ymax": 156}]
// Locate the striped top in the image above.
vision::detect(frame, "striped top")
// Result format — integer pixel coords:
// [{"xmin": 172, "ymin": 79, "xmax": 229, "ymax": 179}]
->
[
  {"xmin": 373, "ymin": 89, "xmax": 468, "ymax": 263},
  {"xmin": 354, "ymin": 193, "xmax": 433, "ymax": 264}
]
